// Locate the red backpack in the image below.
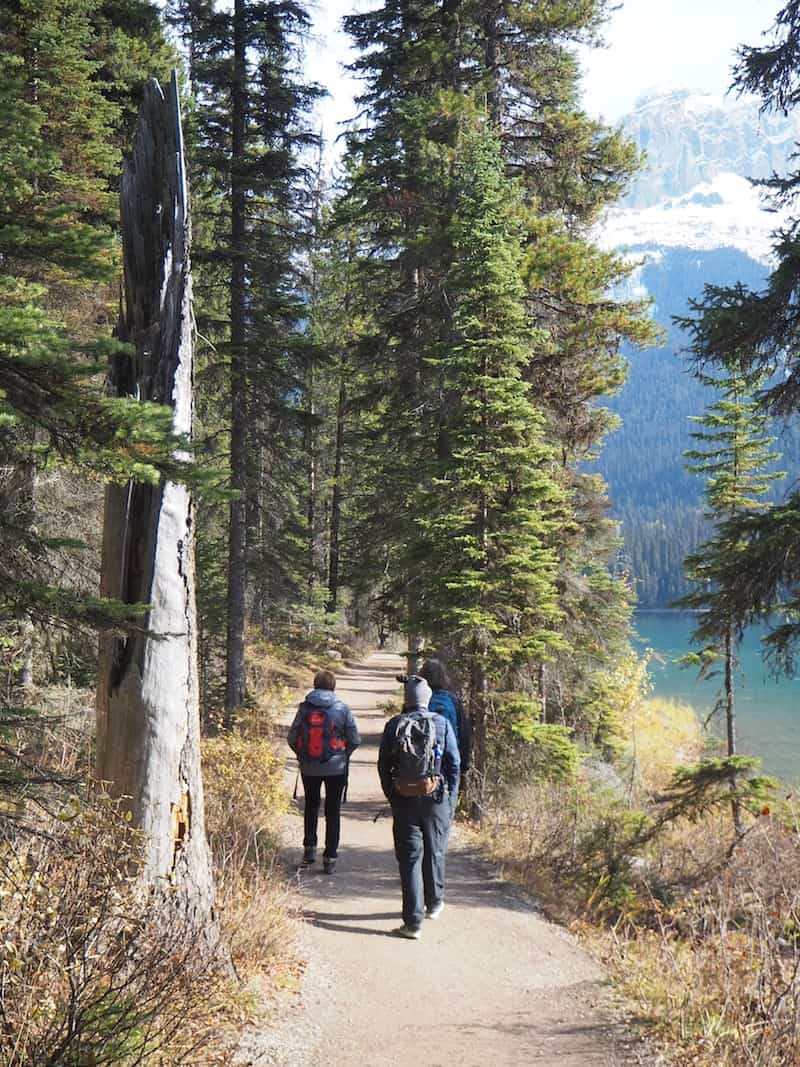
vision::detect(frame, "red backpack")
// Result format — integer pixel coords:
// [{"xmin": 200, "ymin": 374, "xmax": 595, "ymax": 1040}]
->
[{"xmin": 296, "ymin": 704, "xmax": 346, "ymax": 763}]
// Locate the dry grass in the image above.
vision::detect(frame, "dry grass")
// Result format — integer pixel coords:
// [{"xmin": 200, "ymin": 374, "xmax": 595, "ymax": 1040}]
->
[
  {"xmin": 476, "ymin": 697, "xmax": 800, "ymax": 1066},
  {"xmin": 202, "ymin": 730, "xmax": 297, "ymax": 980}
]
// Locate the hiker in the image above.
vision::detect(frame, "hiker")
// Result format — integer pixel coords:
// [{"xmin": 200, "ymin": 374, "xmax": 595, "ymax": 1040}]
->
[
  {"xmin": 419, "ymin": 657, "xmax": 472, "ymax": 787},
  {"xmin": 287, "ymin": 669, "xmax": 361, "ymax": 874},
  {"xmin": 378, "ymin": 676, "xmax": 460, "ymax": 939}
]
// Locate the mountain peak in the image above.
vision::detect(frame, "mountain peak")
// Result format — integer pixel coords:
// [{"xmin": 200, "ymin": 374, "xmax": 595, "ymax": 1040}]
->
[
  {"xmin": 632, "ymin": 86, "xmax": 726, "ymax": 113},
  {"xmin": 620, "ymin": 88, "xmax": 800, "ymax": 210}
]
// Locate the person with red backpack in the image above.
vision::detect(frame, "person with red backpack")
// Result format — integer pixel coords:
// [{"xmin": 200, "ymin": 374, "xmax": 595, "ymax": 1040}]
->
[{"xmin": 288, "ymin": 669, "xmax": 360, "ymax": 874}]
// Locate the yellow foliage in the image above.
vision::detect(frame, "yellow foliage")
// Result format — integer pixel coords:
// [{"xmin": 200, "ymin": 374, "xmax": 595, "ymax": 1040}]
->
[
  {"xmin": 621, "ymin": 696, "xmax": 705, "ymax": 793},
  {"xmin": 202, "ymin": 734, "xmax": 288, "ymax": 869}
]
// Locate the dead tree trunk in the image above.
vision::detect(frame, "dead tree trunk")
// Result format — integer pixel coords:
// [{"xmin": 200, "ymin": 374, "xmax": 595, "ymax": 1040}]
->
[{"xmin": 95, "ymin": 74, "xmax": 216, "ymax": 930}]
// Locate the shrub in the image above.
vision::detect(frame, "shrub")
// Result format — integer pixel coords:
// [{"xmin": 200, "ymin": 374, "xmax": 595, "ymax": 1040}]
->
[
  {"xmin": 485, "ymin": 691, "xmax": 581, "ymax": 802},
  {"xmin": 202, "ymin": 734, "xmax": 287, "ymax": 870},
  {"xmin": 0, "ymin": 796, "xmax": 233, "ymax": 1067},
  {"xmin": 201, "ymin": 730, "xmax": 296, "ymax": 986},
  {"xmin": 620, "ymin": 696, "xmax": 705, "ymax": 794}
]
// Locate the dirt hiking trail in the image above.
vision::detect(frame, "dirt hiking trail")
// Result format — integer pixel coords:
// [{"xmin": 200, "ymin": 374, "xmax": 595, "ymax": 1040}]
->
[{"xmin": 238, "ymin": 653, "xmax": 655, "ymax": 1067}]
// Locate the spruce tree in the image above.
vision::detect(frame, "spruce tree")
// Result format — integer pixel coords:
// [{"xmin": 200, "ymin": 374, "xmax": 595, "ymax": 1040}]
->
[
  {"xmin": 676, "ymin": 1, "xmax": 800, "ymax": 664},
  {"xmin": 676, "ymin": 369, "xmax": 784, "ymax": 835},
  {"xmin": 168, "ymin": 0, "xmax": 321, "ymax": 718},
  {"xmin": 406, "ymin": 122, "xmax": 566, "ymax": 803},
  {"xmin": 336, "ymin": 0, "xmax": 652, "ymax": 752}
]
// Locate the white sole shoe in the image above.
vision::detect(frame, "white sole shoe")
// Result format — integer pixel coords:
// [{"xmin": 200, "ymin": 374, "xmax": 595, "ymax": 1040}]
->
[{"xmin": 392, "ymin": 925, "xmax": 422, "ymax": 940}]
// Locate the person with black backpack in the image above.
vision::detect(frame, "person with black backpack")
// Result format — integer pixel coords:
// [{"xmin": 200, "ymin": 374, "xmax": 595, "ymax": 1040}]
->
[
  {"xmin": 287, "ymin": 669, "xmax": 360, "ymax": 874},
  {"xmin": 378, "ymin": 676, "xmax": 460, "ymax": 939}
]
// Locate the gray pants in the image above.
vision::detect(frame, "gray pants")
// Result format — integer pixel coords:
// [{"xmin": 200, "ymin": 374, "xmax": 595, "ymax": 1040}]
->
[{"xmin": 391, "ymin": 794, "xmax": 452, "ymax": 930}]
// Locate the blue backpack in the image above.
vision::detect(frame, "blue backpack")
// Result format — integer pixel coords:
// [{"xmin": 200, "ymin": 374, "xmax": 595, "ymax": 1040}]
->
[{"xmin": 428, "ymin": 690, "xmax": 460, "ymax": 746}]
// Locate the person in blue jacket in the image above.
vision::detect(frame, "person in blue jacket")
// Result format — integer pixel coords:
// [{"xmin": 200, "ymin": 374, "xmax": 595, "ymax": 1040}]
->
[
  {"xmin": 378, "ymin": 676, "xmax": 460, "ymax": 939},
  {"xmin": 419, "ymin": 657, "xmax": 472, "ymax": 782},
  {"xmin": 288, "ymin": 669, "xmax": 360, "ymax": 874}
]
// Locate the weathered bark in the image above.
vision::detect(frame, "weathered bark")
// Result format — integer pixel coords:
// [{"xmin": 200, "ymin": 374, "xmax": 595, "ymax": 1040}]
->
[
  {"xmin": 96, "ymin": 74, "xmax": 216, "ymax": 929},
  {"xmin": 224, "ymin": 0, "xmax": 248, "ymax": 722}
]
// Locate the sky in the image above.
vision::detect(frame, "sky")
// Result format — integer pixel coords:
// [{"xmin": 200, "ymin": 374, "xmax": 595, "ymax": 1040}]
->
[{"xmin": 305, "ymin": 0, "xmax": 784, "ymax": 150}]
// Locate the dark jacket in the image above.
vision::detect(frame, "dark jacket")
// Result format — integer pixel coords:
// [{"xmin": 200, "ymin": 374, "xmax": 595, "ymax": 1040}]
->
[
  {"xmin": 287, "ymin": 688, "xmax": 360, "ymax": 777},
  {"xmin": 377, "ymin": 707, "xmax": 460, "ymax": 800}
]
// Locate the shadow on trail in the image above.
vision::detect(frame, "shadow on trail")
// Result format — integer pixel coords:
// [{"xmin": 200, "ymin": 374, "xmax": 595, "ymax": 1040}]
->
[
  {"xmin": 282, "ymin": 842, "xmax": 541, "ymax": 921},
  {"xmin": 306, "ymin": 917, "xmax": 397, "ymax": 937}
]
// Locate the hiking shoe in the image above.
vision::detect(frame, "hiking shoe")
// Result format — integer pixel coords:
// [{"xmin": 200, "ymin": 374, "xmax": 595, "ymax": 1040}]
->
[
  {"xmin": 392, "ymin": 924, "xmax": 422, "ymax": 940},
  {"xmin": 300, "ymin": 847, "xmax": 316, "ymax": 866},
  {"xmin": 323, "ymin": 857, "xmax": 336, "ymax": 875},
  {"xmin": 426, "ymin": 901, "xmax": 444, "ymax": 920}
]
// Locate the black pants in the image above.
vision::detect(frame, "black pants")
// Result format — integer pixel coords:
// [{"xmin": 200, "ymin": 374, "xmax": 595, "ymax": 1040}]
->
[
  {"xmin": 391, "ymin": 794, "xmax": 452, "ymax": 930},
  {"xmin": 301, "ymin": 773, "xmax": 347, "ymax": 858}
]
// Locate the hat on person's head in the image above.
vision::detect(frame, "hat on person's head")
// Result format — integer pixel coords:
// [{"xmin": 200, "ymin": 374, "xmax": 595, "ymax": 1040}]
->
[{"xmin": 404, "ymin": 675, "xmax": 432, "ymax": 710}]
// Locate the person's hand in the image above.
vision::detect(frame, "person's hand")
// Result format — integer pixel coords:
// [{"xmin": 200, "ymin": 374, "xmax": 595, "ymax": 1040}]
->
[{"xmin": 395, "ymin": 673, "xmax": 408, "ymax": 683}]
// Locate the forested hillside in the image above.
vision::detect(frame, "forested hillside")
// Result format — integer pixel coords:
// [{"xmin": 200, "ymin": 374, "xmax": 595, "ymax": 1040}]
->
[
  {"xmin": 600, "ymin": 246, "xmax": 769, "ymax": 606},
  {"xmin": 595, "ymin": 90, "xmax": 798, "ymax": 606}
]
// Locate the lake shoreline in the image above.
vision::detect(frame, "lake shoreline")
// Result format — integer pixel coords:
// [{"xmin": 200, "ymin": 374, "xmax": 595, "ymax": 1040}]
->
[{"xmin": 633, "ymin": 610, "xmax": 800, "ymax": 786}]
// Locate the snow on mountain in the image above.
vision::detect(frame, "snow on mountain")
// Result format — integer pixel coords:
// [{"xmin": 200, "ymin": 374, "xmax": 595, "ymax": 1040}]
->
[
  {"xmin": 620, "ymin": 88, "xmax": 800, "ymax": 209},
  {"xmin": 599, "ymin": 89, "xmax": 799, "ymax": 264},
  {"xmin": 601, "ymin": 171, "xmax": 782, "ymax": 264}
]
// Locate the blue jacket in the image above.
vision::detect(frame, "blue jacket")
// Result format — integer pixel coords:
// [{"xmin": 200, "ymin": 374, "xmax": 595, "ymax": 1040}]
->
[
  {"xmin": 287, "ymin": 688, "xmax": 360, "ymax": 777},
  {"xmin": 377, "ymin": 707, "xmax": 460, "ymax": 800}
]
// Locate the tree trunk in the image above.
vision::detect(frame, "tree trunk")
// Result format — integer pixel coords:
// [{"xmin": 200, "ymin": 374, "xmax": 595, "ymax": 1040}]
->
[
  {"xmin": 224, "ymin": 0, "xmax": 248, "ymax": 722},
  {"xmin": 306, "ymin": 358, "xmax": 317, "ymax": 592},
  {"xmin": 468, "ymin": 650, "xmax": 488, "ymax": 822},
  {"xmin": 483, "ymin": 6, "xmax": 501, "ymax": 126},
  {"xmin": 725, "ymin": 624, "xmax": 744, "ymax": 837},
  {"xmin": 327, "ymin": 373, "xmax": 346, "ymax": 613},
  {"xmin": 468, "ymin": 349, "xmax": 491, "ymax": 820},
  {"xmin": 96, "ymin": 74, "xmax": 216, "ymax": 930}
]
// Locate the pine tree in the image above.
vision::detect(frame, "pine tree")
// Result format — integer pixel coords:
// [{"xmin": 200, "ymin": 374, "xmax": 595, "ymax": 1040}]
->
[
  {"xmin": 678, "ymin": 1, "xmax": 800, "ymax": 664},
  {"xmin": 168, "ymin": 0, "xmax": 322, "ymax": 718},
  {"xmin": 676, "ymin": 368, "xmax": 783, "ymax": 835},
  {"xmin": 405, "ymin": 122, "xmax": 567, "ymax": 803},
  {"xmin": 336, "ymin": 0, "xmax": 652, "ymax": 747}
]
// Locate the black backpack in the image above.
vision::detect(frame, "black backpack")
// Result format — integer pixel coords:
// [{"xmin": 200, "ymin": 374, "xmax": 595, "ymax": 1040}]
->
[{"xmin": 392, "ymin": 711, "xmax": 439, "ymax": 796}]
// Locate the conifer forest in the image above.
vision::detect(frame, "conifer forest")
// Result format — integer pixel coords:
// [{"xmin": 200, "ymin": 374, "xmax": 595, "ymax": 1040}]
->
[{"xmin": 4, "ymin": 1, "xmax": 800, "ymax": 1064}]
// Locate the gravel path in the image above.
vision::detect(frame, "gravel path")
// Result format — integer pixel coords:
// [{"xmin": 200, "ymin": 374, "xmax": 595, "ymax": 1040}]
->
[{"xmin": 236, "ymin": 653, "xmax": 653, "ymax": 1067}]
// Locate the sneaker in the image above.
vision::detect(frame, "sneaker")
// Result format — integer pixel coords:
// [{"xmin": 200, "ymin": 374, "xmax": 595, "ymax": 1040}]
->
[
  {"xmin": 301, "ymin": 847, "xmax": 316, "ymax": 866},
  {"xmin": 426, "ymin": 901, "xmax": 444, "ymax": 920},
  {"xmin": 323, "ymin": 856, "xmax": 336, "ymax": 875},
  {"xmin": 392, "ymin": 924, "xmax": 422, "ymax": 940}
]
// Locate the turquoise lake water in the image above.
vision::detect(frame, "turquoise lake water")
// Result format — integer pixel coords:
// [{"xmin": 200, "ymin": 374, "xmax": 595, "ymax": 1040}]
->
[{"xmin": 634, "ymin": 611, "xmax": 800, "ymax": 786}]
